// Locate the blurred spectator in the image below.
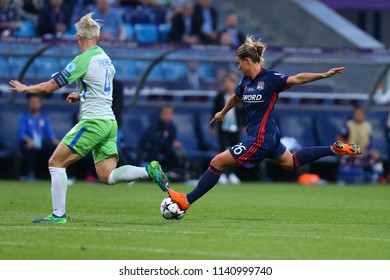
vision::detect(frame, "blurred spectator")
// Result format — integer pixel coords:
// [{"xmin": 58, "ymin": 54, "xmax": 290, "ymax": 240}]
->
[
  {"xmin": 214, "ymin": 61, "xmax": 240, "ymax": 91},
  {"xmin": 138, "ymin": 105, "xmax": 186, "ymax": 170},
  {"xmin": 210, "ymin": 73, "xmax": 245, "ymax": 184},
  {"xmin": 120, "ymin": 0, "xmax": 168, "ymax": 7},
  {"xmin": 18, "ymin": 95, "xmax": 60, "ymax": 181},
  {"xmin": 92, "ymin": 0, "xmax": 125, "ymax": 41},
  {"xmin": 218, "ymin": 12, "xmax": 245, "ymax": 48},
  {"xmin": 165, "ymin": 0, "xmax": 184, "ymax": 22},
  {"xmin": 16, "ymin": 0, "xmax": 44, "ymax": 24},
  {"xmin": 193, "ymin": 0, "xmax": 217, "ymax": 44},
  {"xmin": 0, "ymin": 0, "xmax": 21, "ymax": 37},
  {"xmin": 152, "ymin": 0, "xmax": 170, "ymax": 8},
  {"xmin": 174, "ymin": 60, "xmax": 207, "ymax": 90},
  {"xmin": 37, "ymin": 0, "xmax": 72, "ymax": 38},
  {"xmin": 129, "ymin": 0, "xmax": 166, "ymax": 25},
  {"xmin": 214, "ymin": 67, "xmax": 228, "ymax": 91},
  {"xmin": 218, "ymin": 31, "xmax": 232, "ymax": 47},
  {"xmin": 119, "ymin": 0, "xmax": 140, "ymax": 6},
  {"xmin": 168, "ymin": 0, "xmax": 200, "ymax": 44},
  {"xmin": 336, "ymin": 106, "xmax": 383, "ymax": 183}
]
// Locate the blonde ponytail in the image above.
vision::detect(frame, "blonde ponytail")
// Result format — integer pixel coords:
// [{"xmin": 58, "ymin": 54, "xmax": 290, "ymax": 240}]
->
[
  {"xmin": 75, "ymin": 13, "xmax": 101, "ymax": 40},
  {"xmin": 236, "ymin": 35, "xmax": 266, "ymax": 66}
]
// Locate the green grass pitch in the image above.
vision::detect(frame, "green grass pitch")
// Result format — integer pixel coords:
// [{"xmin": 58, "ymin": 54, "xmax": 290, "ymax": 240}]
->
[{"xmin": 0, "ymin": 180, "xmax": 389, "ymax": 260}]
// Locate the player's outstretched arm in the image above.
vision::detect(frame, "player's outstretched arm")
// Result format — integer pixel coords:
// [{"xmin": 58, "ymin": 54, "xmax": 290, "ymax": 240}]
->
[
  {"xmin": 286, "ymin": 67, "xmax": 345, "ymax": 87},
  {"xmin": 9, "ymin": 79, "xmax": 59, "ymax": 95}
]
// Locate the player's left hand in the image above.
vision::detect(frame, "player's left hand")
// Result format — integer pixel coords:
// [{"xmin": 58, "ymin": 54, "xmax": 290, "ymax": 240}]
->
[
  {"xmin": 66, "ymin": 92, "xmax": 80, "ymax": 104},
  {"xmin": 9, "ymin": 80, "xmax": 27, "ymax": 93},
  {"xmin": 324, "ymin": 67, "xmax": 345, "ymax": 78}
]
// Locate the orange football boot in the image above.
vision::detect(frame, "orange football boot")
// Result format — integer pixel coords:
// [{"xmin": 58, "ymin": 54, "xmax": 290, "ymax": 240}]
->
[
  {"xmin": 331, "ymin": 140, "xmax": 361, "ymax": 155},
  {"xmin": 168, "ymin": 188, "xmax": 190, "ymax": 210}
]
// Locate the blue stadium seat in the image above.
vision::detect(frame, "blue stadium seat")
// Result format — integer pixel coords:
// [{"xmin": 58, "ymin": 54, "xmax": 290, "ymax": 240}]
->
[
  {"xmin": 34, "ymin": 57, "xmax": 61, "ymax": 78},
  {"xmin": 160, "ymin": 61, "xmax": 187, "ymax": 81},
  {"xmin": 134, "ymin": 24, "xmax": 158, "ymax": 43},
  {"xmin": 64, "ymin": 23, "xmax": 77, "ymax": 37},
  {"xmin": 123, "ymin": 23, "xmax": 134, "ymax": 41},
  {"xmin": 12, "ymin": 20, "xmax": 37, "ymax": 37},
  {"xmin": 0, "ymin": 43, "xmax": 10, "ymax": 53},
  {"xmin": 135, "ymin": 60, "xmax": 163, "ymax": 80},
  {"xmin": 8, "ymin": 56, "xmax": 36, "ymax": 78},
  {"xmin": 50, "ymin": 44, "xmax": 79, "ymax": 57},
  {"xmin": 0, "ymin": 57, "xmax": 10, "ymax": 77},
  {"xmin": 10, "ymin": 43, "xmax": 40, "ymax": 55},
  {"xmin": 59, "ymin": 58, "xmax": 73, "ymax": 69},
  {"xmin": 158, "ymin": 24, "xmax": 171, "ymax": 43},
  {"xmin": 114, "ymin": 59, "xmax": 138, "ymax": 80}
]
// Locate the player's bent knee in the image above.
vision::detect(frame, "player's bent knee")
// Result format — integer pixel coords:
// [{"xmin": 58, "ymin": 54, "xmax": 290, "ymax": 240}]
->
[
  {"xmin": 210, "ymin": 155, "xmax": 226, "ymax": 171},
  {"xmin": 48, "ymin": 157, "xmax": 58, "ymax": 168},
  {"xmin": 97, "ymin": 170, "xmax": 112, "ymax": 185},
  {"xmin": 97, "ymin": 174, "xmax": 109, "ymax": 184}
]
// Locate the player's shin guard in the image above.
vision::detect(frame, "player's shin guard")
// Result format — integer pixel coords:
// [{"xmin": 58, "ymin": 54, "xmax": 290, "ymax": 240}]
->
[
  {"xmin": 49, "ymin": 167, "xmax": 68, "ymax": 217},
  {"xmin": 186, "ymin": 165, "xmax": 221, "ymax": 204},
  {"xmin": 107, "ymin": 165, "xmax": 148, "ymax": 185},
  {"xmin": 293, "ymin": 146, "xmax": 335, "ymax": 169}
]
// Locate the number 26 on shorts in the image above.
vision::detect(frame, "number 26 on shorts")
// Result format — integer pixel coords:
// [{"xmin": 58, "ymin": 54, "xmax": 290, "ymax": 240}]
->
[{"xmin": 232, "ymin": 143, "xmax": 246, "ymax": 155}]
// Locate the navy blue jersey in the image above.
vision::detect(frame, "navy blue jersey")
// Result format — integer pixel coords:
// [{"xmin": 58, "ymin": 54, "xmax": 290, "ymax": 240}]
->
[{"xmin": 235, "ymin": 68, "xmax": 289, "ymax": 139}]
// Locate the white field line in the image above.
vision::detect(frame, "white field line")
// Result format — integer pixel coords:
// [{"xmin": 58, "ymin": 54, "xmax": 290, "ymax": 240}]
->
[
  {"xmin": 1, "ymin": 225, "xmax": 390, "ymax": 243},
  {"xmin": 0, "ymin": 240, "xmax": 252, "ymax": 259}
]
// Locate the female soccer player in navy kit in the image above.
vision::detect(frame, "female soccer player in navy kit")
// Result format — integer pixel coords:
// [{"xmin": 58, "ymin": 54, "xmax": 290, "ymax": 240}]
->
[{"xmin": 168, "ymin": 36, "xmax": 361, "ymax": 210}]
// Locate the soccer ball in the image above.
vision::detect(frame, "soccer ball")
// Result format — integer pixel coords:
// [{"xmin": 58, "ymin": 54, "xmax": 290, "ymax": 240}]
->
[{"xmin": 160, "ymin": 197, "xmax": 186, "ymax": 220}]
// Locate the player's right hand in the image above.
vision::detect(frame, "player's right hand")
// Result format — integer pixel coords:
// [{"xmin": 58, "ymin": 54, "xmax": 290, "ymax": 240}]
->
[{"xmin": 210, "ymin": 111, "xmax": 224, "ymax": 124}]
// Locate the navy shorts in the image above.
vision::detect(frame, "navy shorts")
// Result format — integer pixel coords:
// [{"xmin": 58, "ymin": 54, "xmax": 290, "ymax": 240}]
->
[{"xmin": 229, "ymin": 131, "xmax": 287, "ymax": 169}]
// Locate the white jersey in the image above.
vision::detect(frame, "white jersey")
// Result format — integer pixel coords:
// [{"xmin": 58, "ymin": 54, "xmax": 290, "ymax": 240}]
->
[{"xmin": 55, "ymin": 46, "xmax": 116, "ymax": 120}]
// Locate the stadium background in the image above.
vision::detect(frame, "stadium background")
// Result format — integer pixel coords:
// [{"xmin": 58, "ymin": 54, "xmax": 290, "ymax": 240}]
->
[{"xmin": 1, "ymin": 0, "xmax": 390, "ymax": 183}]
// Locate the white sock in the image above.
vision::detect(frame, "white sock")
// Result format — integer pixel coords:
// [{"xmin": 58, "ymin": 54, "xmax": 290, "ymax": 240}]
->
[
  {"xmin": 49, "ymin": 167, "xmax": 68, "ymax": 217},
  {"xmin": 108, "ymin": 165, "xmax": 148, "ymax": 185}
]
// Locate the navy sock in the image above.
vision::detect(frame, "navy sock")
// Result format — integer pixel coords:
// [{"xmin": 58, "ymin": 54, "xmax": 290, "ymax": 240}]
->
[
  {"xmin": 293, "ymin": 146, "xmax": 335, "ymax": 168},
  {"xmin": 187, "ymin": 165, "xmax": 222, "ymax": 205}
]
